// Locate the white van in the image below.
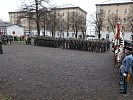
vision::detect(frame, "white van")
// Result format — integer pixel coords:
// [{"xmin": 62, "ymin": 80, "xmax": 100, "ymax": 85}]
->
[{"xmin": 86, "ymin": 35, "xmax": 95, "ymax": 40}]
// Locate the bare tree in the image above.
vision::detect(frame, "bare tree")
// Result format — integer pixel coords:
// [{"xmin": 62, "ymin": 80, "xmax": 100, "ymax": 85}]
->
[
  {"xmin": 80, "ymin": 16, "xmax": 86, "ymax": 39},
  {"xmin": 46, "ymin": 12, "xmax": 55, "ymax": 36},
  {"xmin": 46, "ymin": 9, "xmax": 61, "ymax": 37},
  {"xmin": 65, "ymin": 12, "xmax": 70, "ymax": 38},
  {"xmin": 107, "ymin": 13, "xmax": 120, "ymax": 34},
  {"xmin": 126, "ymin": 5, "xmax": 133, "ymax": 41},
  {"xmin": 16, "ymin": 9, "xmax": 35, "ymax": 35},
  {"xmin": 69, "ymin": 12, "xmax": 86, "ymax": 38},
  {"xmin": 91, "ymin": 10, "xmax": 105, "ymax": 39},
  {"xmin": 54, "ymin": 13, "xmax": 63, "ymax": 37},
  {"xmin": 20, "ymin": 0, "xmax": 50, "ymax": 36},
  {"xmin": 96, "ymin": 10, "xmax": 105, "ymax": 39},
  {"xmin": 127, "ymin": 5, "xmax": 133, "ymax": 33},
  {"xmin": 39, "ymin": 7, "xmax": 48, "ymax": 36}
]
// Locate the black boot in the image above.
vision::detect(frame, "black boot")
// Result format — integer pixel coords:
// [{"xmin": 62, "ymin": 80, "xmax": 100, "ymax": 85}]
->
[{"xmin": 119, "ymin": 90, "xmax": 127, "ymax": 94}]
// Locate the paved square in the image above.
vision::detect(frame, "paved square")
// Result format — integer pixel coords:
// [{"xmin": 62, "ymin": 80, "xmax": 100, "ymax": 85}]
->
[{"xmin": 0, "ymin": 42, "xmax": 133, "ymax": 100}]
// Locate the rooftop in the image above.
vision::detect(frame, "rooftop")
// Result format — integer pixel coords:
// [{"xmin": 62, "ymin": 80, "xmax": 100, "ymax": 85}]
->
[
  {"xmin": 9, "ymin": 4, "xmax": 87, "ymax": 14},
  {"xmin": 0, "ymin": 22, "xmax": 11, "ymax": 27},
  {"xmin": 56, "ymin": 4, "xmax": 78, "ymax": 8},
  {"xmin": 96, "ymin": 0, "xmax": 133, "ymax": 5},
  {"xmin": 51, "ymin": 4, "xmax": 87, "ymax": 14}
]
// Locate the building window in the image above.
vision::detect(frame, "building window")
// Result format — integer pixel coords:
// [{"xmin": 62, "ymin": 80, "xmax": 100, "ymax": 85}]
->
[
  {"xmin": 107, "ymin": 26, "xmax": 110, "ymax": 31},
  {"xmin": 108, "ymin": 17, "xmax": 110, "ymax": 22},
  {"xmin": 0, "ymin": 28, "xmax": 6, "ymax": 35},
  {"xmin": 116, "ymin": 10, "xmax": 119, "ymax": 14},
  {"xmin": 123, "ymin": 18, "xmax": 127, "ymax": 23},
  {"xmin": 124, "ymin": 9, "xmax": 127, "ymax": 15},
  {"xmin": 106, "ymin": 34, "xmax": 109, "ymax": 39},
  {"xmin": 58, "ymin": 13, "xmax": 60, "ymax": 16},
  {"xmin": 72, "ymin": 33, "xmax": 74, "ymax": 37},
  {"xmin": 73, "ymin": 12, "xmax": 75, "ymax": 16},
  {"xmin": 67, "ymin": 12, "xmax": 69, "ymax": 16},
  {"xmin": 108, "ymin": 10, "xmax": 111, "ymax": 14},
  {"xmin": 100, "ymin": 10, "xmax": 103, "ymax": 14}
]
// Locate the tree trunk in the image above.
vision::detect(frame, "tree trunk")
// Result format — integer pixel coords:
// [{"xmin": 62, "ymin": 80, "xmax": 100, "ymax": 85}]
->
[
  {"xmin": 35, "ymin": 0, "xmax": 40, "ymax": 36},
  {"xmin": 43, "ymin": 19, "xmax": 46, "ymax": 36},
  {"xmin": 98, "ymin": 30, "xmax": 101, "ymax": 39}
]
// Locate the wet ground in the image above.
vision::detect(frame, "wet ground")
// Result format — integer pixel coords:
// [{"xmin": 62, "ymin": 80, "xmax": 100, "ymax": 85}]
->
[{"xmin": 0, "ymin": 42, "xmax": 133, "ymax": 100}]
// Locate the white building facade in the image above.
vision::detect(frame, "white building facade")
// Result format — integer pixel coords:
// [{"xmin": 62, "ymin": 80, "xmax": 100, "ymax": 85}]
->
[{"xmin": 7, "ymin": 24, "xmax": 24, "ymax": 37}]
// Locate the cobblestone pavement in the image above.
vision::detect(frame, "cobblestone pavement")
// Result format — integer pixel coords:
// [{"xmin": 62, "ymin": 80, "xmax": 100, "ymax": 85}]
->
[{"xmin": 0, "ymin": 42, "xmax": 133, "ymax": 100}]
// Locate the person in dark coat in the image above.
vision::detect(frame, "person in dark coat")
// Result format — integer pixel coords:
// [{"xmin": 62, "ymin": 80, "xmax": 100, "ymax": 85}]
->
[{"xmin": 0, "ymin": 39, "xmax": 3, "ymax": 54}]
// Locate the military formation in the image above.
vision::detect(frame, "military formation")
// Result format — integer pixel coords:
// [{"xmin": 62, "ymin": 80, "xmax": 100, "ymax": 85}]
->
[
  {"xmin": 34, "ymin": 36, "xmax": 110, "ymax": 53},
  {"xmin": 0, "ymin": 35, "xmax": 13, "ymax": 54}
]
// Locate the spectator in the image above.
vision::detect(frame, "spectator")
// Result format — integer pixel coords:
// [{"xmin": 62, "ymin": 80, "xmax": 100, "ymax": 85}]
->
[
  {"xmin": 118, "ymin": 46, "xmax": 131, "ymax": 85},
  {"xmin": 119, "ymin": 47, "xmax": 133, "ymax": 94}
]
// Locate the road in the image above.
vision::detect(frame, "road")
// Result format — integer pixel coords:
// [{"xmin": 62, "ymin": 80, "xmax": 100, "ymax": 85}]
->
[{"xmin": 0, "ymin": 42, "xmax": 133, "ymax": 100}]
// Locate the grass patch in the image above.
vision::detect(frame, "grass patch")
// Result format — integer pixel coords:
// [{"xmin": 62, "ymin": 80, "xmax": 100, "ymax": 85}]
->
[{"xmin": 0, "ymin": 94, "xmax": 12, "ymax": 100}]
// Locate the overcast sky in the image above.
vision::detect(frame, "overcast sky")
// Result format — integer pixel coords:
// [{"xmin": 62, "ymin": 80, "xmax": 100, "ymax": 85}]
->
[{"xmin": 0, "ymin": 0, "xmax": 105, "ymax": 21}]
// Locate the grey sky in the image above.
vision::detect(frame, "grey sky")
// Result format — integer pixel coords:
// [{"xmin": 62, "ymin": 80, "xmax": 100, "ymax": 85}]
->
[{"xmin": 0, "ymin": 0, "xmax": 105, "ymax": 21}]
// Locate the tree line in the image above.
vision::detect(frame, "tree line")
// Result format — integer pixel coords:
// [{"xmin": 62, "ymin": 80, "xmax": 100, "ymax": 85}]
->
[
  {"xmin": 17, "ymin": 0, "xmax": 86, "ymax": 38},
  {"xmin": 16, "ymin": 0, "xmax": 133, "ymax": 40}
]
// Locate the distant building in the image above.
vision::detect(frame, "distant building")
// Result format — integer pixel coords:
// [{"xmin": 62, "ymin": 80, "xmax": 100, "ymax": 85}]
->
[
  {"xmin": 95, "ymin": 0, "xmax": 133, "ymax": 40},
  {"xmin": 7, "ymin": 24, "xmax": 24, "ymax": 37},
  {"xmin": 0, "ymin": 22, "xmax": 11, "ymax": 35},
  {"xmin": 8, "ymin": 4, "xmax": 87, "ymax": 38},
  {"xmin": 0, "ymin": 21, "xmax": 24, "ymax": 37}
]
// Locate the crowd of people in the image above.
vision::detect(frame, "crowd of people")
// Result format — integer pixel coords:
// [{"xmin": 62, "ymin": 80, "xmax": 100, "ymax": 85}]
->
[
  {"xmin": 116, "ymin": 41, "xmax": 133, "ymax": 94},
  {"xmin": 0, "ymin": 35, "xmax": 13, "ymax": 45},
  {"xmin": 0, "ymin": 35, "xmax": 13, "ymax": 54}
]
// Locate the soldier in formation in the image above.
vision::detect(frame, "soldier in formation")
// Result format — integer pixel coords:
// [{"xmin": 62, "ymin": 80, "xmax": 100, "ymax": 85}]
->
[
  {"xmin": 34, "ymin": 36, "xmax": 110, "ymax": 53},
  {"xmin": 0, "ymin": 37, "xmax": 3, "ymax": 54},
  {"xmin": 34, "ymin": 36, "xmax": 62, "ymax": 48}
]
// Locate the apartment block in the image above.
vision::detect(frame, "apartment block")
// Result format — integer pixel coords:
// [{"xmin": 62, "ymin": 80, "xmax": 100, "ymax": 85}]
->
[
  {"xmin": 96, "ymin": 0, "xmax": 133, "ymax": 40},
  {"xmin": 8, "ymin": 4, "xmax": 87, "ymax": 37}
]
